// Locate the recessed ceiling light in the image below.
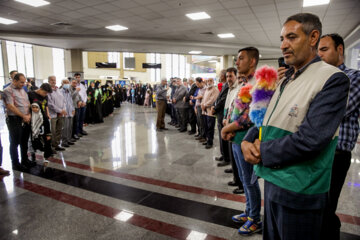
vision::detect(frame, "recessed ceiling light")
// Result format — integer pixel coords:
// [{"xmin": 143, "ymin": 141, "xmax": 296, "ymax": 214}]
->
[
  {"xmin": 106, "ymin": 25, "xmax": 128, "ymax": 31},
  {"xmin": 189, "ymin": 51, "xmax": 202, "ymax": 54},
  {"xmin": 208, "ymin": 60, "xmax": 218, "ymax": 63},
  {"xmin": 303, "ymin": 0, "xmax": 330, "ymax": 7},
  {"xmin": 186, "ymin": 12, "xmax": 211, "ymax": 21},
  {"xmin": 217, "ymin": 33, "xmax": 235, "ymax": 38},
  {"xmin": 15, "ymin": 0, "xmax": 50, "ymax": 7},
  {"xmin": 259, "ymin": 54, "xmax": 262, "ymax": 58},
  {"xmin": 0, "ymin": 17, "xmax": 18, "ymax": 25}
]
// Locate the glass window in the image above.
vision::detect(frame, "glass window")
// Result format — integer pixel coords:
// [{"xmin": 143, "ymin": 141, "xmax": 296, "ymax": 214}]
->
[
  {"xmin": 108, "ymin": 52, "xmax": 120, "ymax": 68},
  {"xmin": 6, "ymin": 41, "xmax": 34, "ymax": 78},
  {"xmin": 52, "ymin": 48, "xmax": 65, "ymax": 83},
  {"xmin": 165, "ymin": 54, "xmax": 189, "ymax": 79},
  {"xmin": 150, "ymin": 53, "xmax": 161, "ymax": 82},
  {"xmin": 123, "ymin": 52, "xmax": 134, "ymax": 70}
]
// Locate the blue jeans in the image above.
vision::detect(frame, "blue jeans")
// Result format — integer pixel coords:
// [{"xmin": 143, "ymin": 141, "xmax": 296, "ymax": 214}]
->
[
  {"xmin": 232, "ymin": 143, "xmax": 261, "ymax": 221},
  {"xmin": 77, "ymin": 106, "xmax": 86, "ymax": 134}
]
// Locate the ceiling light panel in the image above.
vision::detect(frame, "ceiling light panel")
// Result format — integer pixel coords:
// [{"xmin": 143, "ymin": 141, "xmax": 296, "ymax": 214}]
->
[
  {"xmin": 217, "ymin": 33, "xmax": 235, "ymax": 38},
  {"xmin": 15, "ymin": 0, "xmax": 50, "ymax": 7},
  {"xmin": 189, "ymin": 51, "xmax": 202, "ymax": 54},
  {"xmin": 303, "ymin": 0, "xmax": 330, "ymax": 7},
  {"xmin": 186, "ymin": 12, "xmax": 211, "ymax": 20},
  {"xmin": 0, "ymin": 17, "xmax": 18, "ymax": 25},
  {"xmin": 106, "ymin": 25, "xmax": 128, "ymax": 31}
]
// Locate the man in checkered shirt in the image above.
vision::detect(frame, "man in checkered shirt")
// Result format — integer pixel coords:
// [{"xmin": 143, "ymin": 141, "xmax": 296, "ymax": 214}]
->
[{"xmin": 318, "ymin": 33, "xmax": 360, "ymax": 240}]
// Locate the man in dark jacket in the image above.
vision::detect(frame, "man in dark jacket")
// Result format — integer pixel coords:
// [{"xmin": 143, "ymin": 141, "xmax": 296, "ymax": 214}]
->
[
  {"xmin": 211, "ymin": 69, "xmax": 230, "ymax": 166},
  {"xmin": 185, "ymin": 78, "xmax": 198, "ymax": 135}
]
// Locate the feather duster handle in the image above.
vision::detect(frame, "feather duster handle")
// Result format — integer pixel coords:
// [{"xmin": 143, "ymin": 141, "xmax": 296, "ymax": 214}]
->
[{"xmin": 249, "ymin": 66, "xmax": 278, "ymax": 129}]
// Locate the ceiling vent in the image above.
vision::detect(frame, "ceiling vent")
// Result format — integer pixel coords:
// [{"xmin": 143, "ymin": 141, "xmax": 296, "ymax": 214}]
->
[
  {"xmin": 200, "ymin": 31, "xmax": 214, "ymax": 35},
  {"xmin": 51, "ymin": 22, "xmax": 72, "ymax": 26}
]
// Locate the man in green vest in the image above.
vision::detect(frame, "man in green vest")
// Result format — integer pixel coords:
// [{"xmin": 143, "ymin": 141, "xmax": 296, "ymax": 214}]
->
[{"xmin": 241, "ymin": 13, "xmax": 350, "ymax": 240}]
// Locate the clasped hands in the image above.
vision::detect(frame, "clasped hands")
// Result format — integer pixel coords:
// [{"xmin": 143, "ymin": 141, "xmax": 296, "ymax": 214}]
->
[{"xmin": 241, "ymin": 139, "xmax": 261, "ymax": 165}]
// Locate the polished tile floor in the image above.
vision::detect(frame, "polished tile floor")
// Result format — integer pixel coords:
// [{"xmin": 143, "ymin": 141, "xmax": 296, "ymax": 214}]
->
[{"xmin": 0, "ymin": 103, "xmax": 359, "ymax": 240}]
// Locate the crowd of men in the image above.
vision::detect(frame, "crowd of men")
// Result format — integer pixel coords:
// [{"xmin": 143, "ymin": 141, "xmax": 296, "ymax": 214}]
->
[{"xmin": 155, "ymin": 13, "xmax": 359, "ymax": 240}]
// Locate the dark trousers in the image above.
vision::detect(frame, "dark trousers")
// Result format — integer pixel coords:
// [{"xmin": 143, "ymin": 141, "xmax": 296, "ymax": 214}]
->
[
  {"xmin": 156, "ymin": 100, "xmax": 166, "ymax": 129},
  {"xmin": 229, "ymin": 142, "xmax": 241, "ymax": 185},
  {"xmin": 72, "ymin": 108, "xmax": 79, "ymax": 136},
  {"xmin": 204, "ymin": 116, "xmax": 216, "ymax": 145},
  {"xmin": 77, "ymin": 106, "xmax": 86, "ymax": 134},
  {"xmin": 217, "ymin": 113, "xmax": 227, "ymax": 160},
  {"xmin": 188, "ymin": 107, "xmax": 197, "ymax": 133},
  {"xmin": 0, "ymin": 137, "xmax": 3, "ymax": 166},
  {"xmin": 264, "ymin": 181, "xmax": 324, "ymax": 240},
  {"xmin": 178, "ymin": 108, "xmax": 189, "ymax": 131},
  {"xmin": 321, "ymin": 150, "xmax": 351, "ymax": 240},
  {"xmin": 200, "ymin": 114, "xmax": 207, "ymax": 138},
  {"xmin": 6, "ymin": 116, "xmax": 30, "ymax": 166},
  {"xmin": 170, "ymin": 104, "xmax": 178, "ymax": 124},
  {"xmin": 196, "ymin": 106, "xmax": 205, "ymax": 138}
]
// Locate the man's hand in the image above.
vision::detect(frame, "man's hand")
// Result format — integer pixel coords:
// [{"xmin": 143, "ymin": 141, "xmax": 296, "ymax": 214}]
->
[
  {"xmin": 46, "ymin": 136, "xmax": 51, "ymax": 141},
  {"xmin": 77, "ymin": 101, "xmax": 82, "ymax": 108},
  {"xmin": 60, "ymin": 109, "xmax": 67, "ymax": 116},
  {"xmin": 173, "ymin": 98, "xmax": 176, "ymax": 103},
  {"xmin": 183, "ymin": 97, "xmax": 186, "ymax": 102},
  {"xmin": 241, "ymin": 140, "xmax": 261, "ymax": 165},
  {"xmin": 81, "ymin": 102, "xmax": 86, "ymax": 107},
  {"xmin": 76, "ymin": 87, "xmax": 81, "ymax": 92},
  {"xmin": 72, "ymin": 110, "xmax": 75, "ymax": 116},
  {"xmin": 189, "ymin": 100, "xmax": 193, "ymax": 106},
  {"xmin": 211, "ymin": 106, "xmax": 216, "ymax": 115},
  {"xmin": 23, "ymin": 114, "xmax": 31, "ymax": 123}
]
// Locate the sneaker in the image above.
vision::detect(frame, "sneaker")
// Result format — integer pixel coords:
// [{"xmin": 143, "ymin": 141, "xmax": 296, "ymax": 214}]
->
[
  {"xmin": 232, "ymin": 213, "xmax": 248, "ymax": 224},
  {"xmin": 238, "ymin": 217, "xmax": 262, "ymax": 235}
]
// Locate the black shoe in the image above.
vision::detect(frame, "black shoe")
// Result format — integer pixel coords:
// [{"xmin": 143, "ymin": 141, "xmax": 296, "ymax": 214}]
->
[
  {"xmin": 80, "ymin": 131, "xmax": 88, "ymax": 135},
  {"xmin": 233, "ymin": 188, "xmax": 245, "ymax": 194},
  {"xmin": 167, "ymin": 121, "xmax": 172, "ymax": 125},
  {"xmin": 156, "ymin": 128, "xmax": 163, "ymax": 132},
  {"xmin": 62, "ymin": 144, "xmax": 70, "ymax": 148},
  {"xmin": 195, "ymin": 136, "xmax": 202, "ymax": 140},
  {"xmin": 160, "ymin": 128, "xmax": 169, "ymax": 130},
  {"xmin": 188, "ymin": 131, "xmax": 196, "ymax": 135},
  {"xmin": 217, "ymin": 161, "xmax": 230, "ymax": 167},
  {"xmin": 55, "ymin": 147, "xmax": 65, "ymax": 151},
  {"xmin": 202, "ymin": 142, "xmax": 208, "ymax": 145},
  {"xmin": 215, "ymin": 156, "xmax": 224, "ymax": 161},
  {"xmin": 12, "ymin": 163, "xmax": 28, "ymax": 172},
  {"xmin": 205, "ymin": 144, "xmax": 213, "ymax": 149},
  {"xmin": 194, "ymin": 134, "xmax": 200, "ymax": 137},
  {"xmin": 179, "ymin": 129, "xmax": 186, "ymax": 132},
  {"xmin": 73, "ymin": 135, "xmax": 80, "ymax": 140},
  {"xmin": 228, "ymin": 181, "xmax": 238, "ymax": 186},
  {"xmin": 224, "ymin": 168, "xmax": 233, "ymax": 173},
  {"xmin": 68, "ymin": 142, "xmax": 75, "ymax": 145},
  {"xmin": 78, "ymin": 133, "xmax": 83, "ymax": 137},
  {"xmin": 70, "ymin": 138, "xmax": 77, "ymax": 142},
  {"xmin": 175, "ymin": 125, "xmax": 180, "ymax": 128}
]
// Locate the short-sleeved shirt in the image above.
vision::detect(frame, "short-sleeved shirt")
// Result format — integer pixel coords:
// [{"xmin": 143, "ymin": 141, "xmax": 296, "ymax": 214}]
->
[{"xmin": 3, "ymin": 83, "xmax": 30, "ymax": 116}]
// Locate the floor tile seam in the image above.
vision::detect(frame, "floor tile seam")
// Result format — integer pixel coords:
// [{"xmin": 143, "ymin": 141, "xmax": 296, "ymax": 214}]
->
[
  {"xmin": 14, "ymin": 178, "xmax": 228, "ymax": 240},
  {"xmin": 45, "ymin": 162, "xmax": 247, "ymax": 209},
  {"xmin": 44, "ymin": 158, "xmax": 360, "ymax": 224},
  {"xmin": 45, "ymin": 156, "xmax": 247, "ymax": 204}
]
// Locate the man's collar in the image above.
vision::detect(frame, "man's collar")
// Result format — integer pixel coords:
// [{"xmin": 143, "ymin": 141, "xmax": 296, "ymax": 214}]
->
[
  {"xmin": 338, "ymin": 63, "xmax": 346, "ymax": 71},
  {"xmin": 285, "ymin": 55, "xmax": 321, "ymax": 80}
]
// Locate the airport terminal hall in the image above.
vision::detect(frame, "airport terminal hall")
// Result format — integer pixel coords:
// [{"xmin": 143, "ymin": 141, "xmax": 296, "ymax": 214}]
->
[{"xmin": 0, "ymin": 0, "xmax": 360, "ymax": 239}]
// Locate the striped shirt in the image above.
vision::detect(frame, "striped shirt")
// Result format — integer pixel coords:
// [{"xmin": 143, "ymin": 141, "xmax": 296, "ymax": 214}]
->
[
  {"xmin": 3, "ymin": 83, "xmax": 30, "ymax": 116},
  {"xmin": 337, "ymin": 63, "xmax": 360, "ymax": 152}
]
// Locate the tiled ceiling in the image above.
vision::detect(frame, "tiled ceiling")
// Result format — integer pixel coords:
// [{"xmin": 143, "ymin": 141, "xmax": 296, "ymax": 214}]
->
[{"xmin": 0, "ymin": 0, "xmax": 359, "ymax": 57}]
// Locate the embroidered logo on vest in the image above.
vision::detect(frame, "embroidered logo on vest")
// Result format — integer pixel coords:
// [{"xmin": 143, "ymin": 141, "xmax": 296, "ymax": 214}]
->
[{"xmin": 288, "ymin": 104, "xmax": 299, "ymax": 118}]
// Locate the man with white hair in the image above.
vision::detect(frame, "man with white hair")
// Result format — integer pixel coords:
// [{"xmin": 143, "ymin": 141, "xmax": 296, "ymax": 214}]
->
[
  {"xmin": 48, "ymin": 75, "xmax": 66, "ymax": 151},
  {"xmin": 156, "ymin": 78, "xmax": 169, "ymax": 131}
]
